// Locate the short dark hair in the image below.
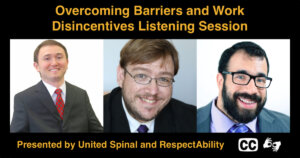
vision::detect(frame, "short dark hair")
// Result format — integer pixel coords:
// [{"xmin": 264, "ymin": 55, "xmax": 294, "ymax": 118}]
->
[
  {"xmin": 120, "ymin": 39, "xmax": 179, "ymax": 75},
  {"xmin": 218, "ymin": 41, "xmax": 269, "ymax": 75},
  {"xmin": 34, "ymin": 40, "xmax": 68, "ymax": 63}
]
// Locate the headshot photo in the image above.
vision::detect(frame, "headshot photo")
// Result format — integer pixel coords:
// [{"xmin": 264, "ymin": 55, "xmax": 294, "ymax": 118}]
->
[
  {"xmin": 103, "ymin": 39, "xmax": 196, "ymax": 133},
  {"xmin": 197, "ymin": 39, "xmax": 290, "ymax": 133},
  {"xmin": 10, "ymin": 39, "xmax": 103, "ymax": 133}
]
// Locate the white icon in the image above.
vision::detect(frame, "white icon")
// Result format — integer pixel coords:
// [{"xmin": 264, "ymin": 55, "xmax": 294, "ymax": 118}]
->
[
  {"xmin": 238, "ymin": 138, "xmax": 258, "ymax": 152},
  {"xmin": 263, "ymin": 137, "xmax": 281, "ymax": 152}
]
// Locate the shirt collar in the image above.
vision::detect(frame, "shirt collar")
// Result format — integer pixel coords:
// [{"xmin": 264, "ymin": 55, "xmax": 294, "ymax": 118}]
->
[
  {"xmin": 121, "ymin": 97, "xmax": 154, "ymax": 133},
  {"xmin": 42, "ymin": 80, "xmax": 66, "ymax": 96},
  {"xmin": 211, "ymin": 97, "xmax": 257, "ymax": 133}
]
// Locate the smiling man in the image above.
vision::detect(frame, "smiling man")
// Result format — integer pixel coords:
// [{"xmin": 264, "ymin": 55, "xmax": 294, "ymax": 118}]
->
[
  {"xmin": 197, "ymin": 41, "xmax": 290, "ymax": 133},
  {"xmin": 10, "ymin": 40, "xmax": 103, "ymax": 133},
  {"xmin": 104, "ymin": 39, "xmax": 196, "ymax": 133}
]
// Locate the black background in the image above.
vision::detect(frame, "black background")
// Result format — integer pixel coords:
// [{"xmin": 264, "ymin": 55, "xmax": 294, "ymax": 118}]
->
[
  {"xmin": 7, "ymin": 0, "xmax": 297, "ymax": 38},
  {"xmin": 5, "ymin": 0, "xmax": 299, "ymax": 157}
]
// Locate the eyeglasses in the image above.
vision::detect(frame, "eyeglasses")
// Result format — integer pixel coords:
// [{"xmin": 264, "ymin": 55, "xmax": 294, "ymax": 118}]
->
[
  {"xmin": 124, "ymin": 68, "xmax": 175, "ymax": 87},
  {"xmin": 222, "ymin": 71, "xmax": 272, "ymax": 88}
]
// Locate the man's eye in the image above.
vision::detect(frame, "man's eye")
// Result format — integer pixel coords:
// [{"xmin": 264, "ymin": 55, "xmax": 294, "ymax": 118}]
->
[
  {"xmin": 256, "ymin": 78, "xmax": 266, "ymax": 83},
  {"xmin": 235, "ymin": 74, "xmax": 246, "ymax": 80},
  {"xmin": 135, "ymin": 74, "xmax": 147, "ymax": 79},
  {"xmin": 158, "ymin": 77, "xmax": 171, "ymax": 82}
]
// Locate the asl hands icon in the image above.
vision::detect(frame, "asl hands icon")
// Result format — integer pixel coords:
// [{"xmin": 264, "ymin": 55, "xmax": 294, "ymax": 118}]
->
[{"xmin": 263, "ymin": 137, "xmax": 281, "ymax": 152}]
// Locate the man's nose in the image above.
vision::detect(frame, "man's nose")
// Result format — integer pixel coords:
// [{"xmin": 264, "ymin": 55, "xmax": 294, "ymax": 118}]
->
[
  {"xmin": 50, "ymin": 58, "xmax": 58, "ymax": 65},
  {"xmin": 146, "ymin": 79, "xmax": 159, "ymax": 95},
  {"xmin": 244, "ymin": 78, "xmax": 259, "ymax": 95}
]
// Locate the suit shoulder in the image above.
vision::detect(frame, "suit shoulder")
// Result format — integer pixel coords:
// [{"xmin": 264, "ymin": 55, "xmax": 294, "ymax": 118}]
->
[
  {"xmin": 14, "ymin": 84, "xmax": 39, "ymax": 99},
  {"xmin": 197, "ymin": 102, "xmax": 212, "ymax": 118},
  {"xmin": 168, "ymin": 98, "xmax": 196, "ymax": 121},
  {"xmin": 66, "ymin": 82, "xmax": 86, "ymax": 93},
  {"xmin": 262, "ymin": 108, "xmax": 289, "ymax": 120},
  {"xmin": 104, "ymin": 92, "xmax": 110, "ymax": 102},
  {"xmin": 197, "ymin": 104, "xmax": 210, "ymax": 113},
  {"xmin": 168, "ymin": 98, "xmax": 196, "ymax": 132},
  {"xmin": 169, "ymin": 98, "xmax": 196, "ymax": 113},
  {"xmin": 104, "ymin": 93, "xmax": 111, "ymax": 106},
  {"xmin": 196, "ymin": 102, "xmax": 211, "ymax": 129},
  {"xmin": 104, "ymin": 87, "xmax": 122, "ymax": 105},
  {"xmin": 261, "ymin": 108, "xmax": 290, "ymax": 128}
]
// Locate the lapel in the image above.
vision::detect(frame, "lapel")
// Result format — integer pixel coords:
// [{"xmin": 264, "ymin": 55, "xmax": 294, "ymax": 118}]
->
[
  {"xmin": 62, "ymin": 82, "xmax": 75, "ymax": 123},
  {"xmin": 258, "ymin": 109, "xmax": 275, "ymax": 133},
  {"xmin": 197, "ymin": 102, "xmax": 212, "ymax": 133},
  {"xmin": 109, "ymin": 87, "xmax": 131, "ymax": 133},
  {"xmin": 35, "ymin": 81, "xmax": 61, "ymax": 121},
  {"xmin": 108, "ymin": 88, "xmax": 178, "ymax": 133}
]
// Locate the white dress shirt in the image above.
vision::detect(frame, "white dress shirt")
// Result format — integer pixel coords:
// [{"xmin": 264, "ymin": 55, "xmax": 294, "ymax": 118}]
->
[
  {"xmin": 210, "ymin": 98, "xmax": 257, "ymax": 133},
  {"xmin": 42, "ymin": 80, "xmax": 66, "ymax": 105},
  {"xmin": 121, "ymin": 97, "xmax": 155, "ymax": 133}
]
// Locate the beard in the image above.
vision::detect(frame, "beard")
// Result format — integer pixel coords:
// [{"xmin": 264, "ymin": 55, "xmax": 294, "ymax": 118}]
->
[
  {"xmin": 222, "ymin": 83, "xmax": 266, "ymax": 123},
  {"xmin": 121, "ymin": 88, "xmax": 169, "ymax": 123}
]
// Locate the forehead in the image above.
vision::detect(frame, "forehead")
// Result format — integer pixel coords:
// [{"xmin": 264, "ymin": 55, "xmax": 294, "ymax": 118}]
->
[
  {"xmin": 127, "ymin": 55, "xmax": 175, "ymax": 75},
  {"xmin": 39, "ymin": 45, "xmax": 65, "ymax": 57},
  {"xmin": 227, "ymin": 50, "xmax": 268, "ymax": 75}
]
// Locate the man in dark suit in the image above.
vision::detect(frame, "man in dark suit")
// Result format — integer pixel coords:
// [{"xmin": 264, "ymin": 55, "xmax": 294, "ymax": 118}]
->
[
  {"xmin": 10, "ymin": 40, "xmax": 103, "ymax": 133},
  {"xmin": 104, "ymin": 39, "xmax": 196, "ymax": 133},
  {"xmin": 197, "ymin": 41, "xmax": 290, "ymax": 133}
]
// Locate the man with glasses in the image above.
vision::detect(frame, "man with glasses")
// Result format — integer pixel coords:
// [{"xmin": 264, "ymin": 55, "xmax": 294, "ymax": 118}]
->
[
  {"xmin": 197, "ymin": 41, "xmax": 290, "ymax": 133},
  {"xmin": 104, "ymin": 39, "xmax": 196, "ymax": 133}
]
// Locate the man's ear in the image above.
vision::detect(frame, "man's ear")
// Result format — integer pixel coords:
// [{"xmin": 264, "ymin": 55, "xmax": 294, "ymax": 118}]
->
[
  {"xmin": 33, "ymin": 62, "xmax": 40, "ymax": 72},
  {"xmin": 117, "ymin": 65, "xmax": 125, "ymax": 88},
  {"xmin": 216, "ymin": 73, "xmax": 224, "ymax": 92}
]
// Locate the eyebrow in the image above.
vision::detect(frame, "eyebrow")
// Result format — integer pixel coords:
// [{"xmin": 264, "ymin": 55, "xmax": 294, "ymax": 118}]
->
[
  {"xmin": 235, "ymin": 70, "xmax": 267, "ymax": 77},
  {"xmin": 42, "ymin": 52, "xmax": 64, "ymax": 57},
  {"xmin": 131, "ymin": 67, "xmax": 174, "ymax": 76}
]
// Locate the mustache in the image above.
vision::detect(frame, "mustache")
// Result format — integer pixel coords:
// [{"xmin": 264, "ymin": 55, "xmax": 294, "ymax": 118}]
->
[
  {"xmin": 233, "ymin": 92, "xmax": 262, "ymax": 103},
  {"xmin": 137, "ymin": 94, "xmax": 160, "ymax": 100}
]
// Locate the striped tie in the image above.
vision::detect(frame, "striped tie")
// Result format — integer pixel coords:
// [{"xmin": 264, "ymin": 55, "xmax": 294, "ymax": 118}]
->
[{"xmin": 227, "ymin": 123, "xmax": 253, "ymax": 133}]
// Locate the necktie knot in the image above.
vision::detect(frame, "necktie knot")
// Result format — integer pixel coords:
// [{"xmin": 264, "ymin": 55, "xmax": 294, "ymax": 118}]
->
[
  {"xmin": 137, "ymin": 125, "xmax": 148, "ymax": 133},
  {"xmin": 227, "ymin": 123, "xmax": 253, "ymax": 133},
  {"xmin": 55, "ymin": 89, "xmax": 62, "ymax": 94}
]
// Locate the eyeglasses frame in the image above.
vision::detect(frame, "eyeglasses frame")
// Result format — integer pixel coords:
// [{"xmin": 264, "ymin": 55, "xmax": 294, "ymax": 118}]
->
[
  {"xmin": 222, "ymin": 71, "xmax": 272, "ymax": 88},
  {"xmin": 124, "ymin": 68, "xmax": 175, "ymax": 87}
]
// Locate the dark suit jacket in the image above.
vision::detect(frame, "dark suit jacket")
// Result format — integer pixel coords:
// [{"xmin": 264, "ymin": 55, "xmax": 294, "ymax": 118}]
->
[
  {"xmin": 197, "ymin": 101, "xmax": 290, "ymax": 133},
  {"xmin": 104, "ymin": 87, "xmax": 196, "ymax": 133},
  {"xmin": 10, "ymin": 81, "xmax": 103, "ymax": 133}
]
